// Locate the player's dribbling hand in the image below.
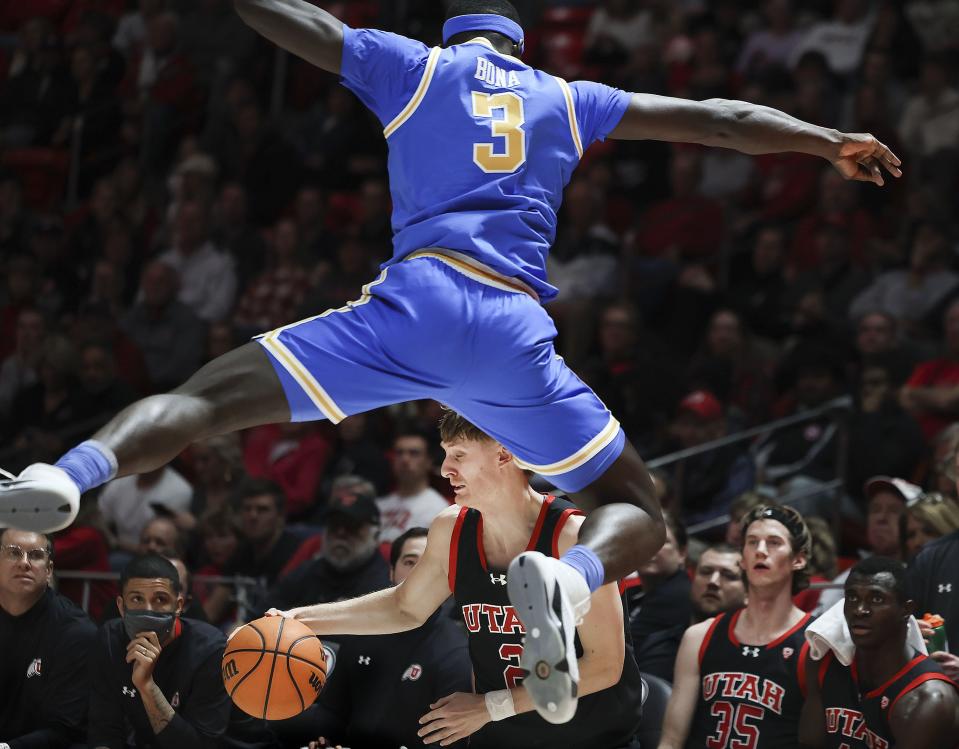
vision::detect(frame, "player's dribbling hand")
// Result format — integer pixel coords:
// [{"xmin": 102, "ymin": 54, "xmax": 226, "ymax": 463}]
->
[
  {"xmin": 126, "ymin": 631, "xmax": 161, "ymax": 689},
  {"xmin": 418, "ymin": 692, "xmax": 490, "ymax": 746},
  {"xmin": 831, "ymin": 133, "xmax": 902, "ymax": 186}
]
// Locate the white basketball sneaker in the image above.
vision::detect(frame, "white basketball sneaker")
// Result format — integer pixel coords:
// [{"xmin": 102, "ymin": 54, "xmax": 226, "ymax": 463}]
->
[
  {"xmin": 0, "ymin": 463, "xmax": 80, "ymax": 533},
  {"xmin": 507, "ymin": 550, "xmax": 592, "ymax": 724}
]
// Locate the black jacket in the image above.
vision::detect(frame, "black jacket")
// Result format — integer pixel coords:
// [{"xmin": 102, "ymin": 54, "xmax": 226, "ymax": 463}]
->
[
  {"xmin": 311, "ymin": 609, "xmax": 472, "ymax": 749},
  {"xmin": 0, "ymin": 588, "xmax": 96, "ymax": 749},
  {"xmin": 261, "ymin": 552, "xmax": 391, "ymax": 614},
  {"xmin": 88, "ymin": 617, "xmax": 273, "ymax": 749}
]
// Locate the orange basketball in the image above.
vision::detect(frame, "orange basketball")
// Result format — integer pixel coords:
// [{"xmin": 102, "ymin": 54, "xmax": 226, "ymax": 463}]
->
[{"xmin": 222, "ymin": 616, "xmax": 328, "ymax": 720}]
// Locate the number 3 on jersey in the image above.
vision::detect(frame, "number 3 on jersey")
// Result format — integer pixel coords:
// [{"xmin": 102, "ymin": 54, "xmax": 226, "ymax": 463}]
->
[{"xmin": 471, "ymin": 91, "xmax": 526, "ymax": 173}]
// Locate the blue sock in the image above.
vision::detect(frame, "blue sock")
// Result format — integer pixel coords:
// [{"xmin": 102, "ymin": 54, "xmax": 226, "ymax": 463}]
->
[
  {"xmin": 560, "ymin": 545, "xmax": 605, "ymax": 593},
  {"xmin": 55, "ymin": 440, "xmax": 118, "ymax": 494}
]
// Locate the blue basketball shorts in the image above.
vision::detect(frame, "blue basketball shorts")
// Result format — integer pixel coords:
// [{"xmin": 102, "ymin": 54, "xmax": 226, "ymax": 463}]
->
[{"xmin": 255, "ymin": 250, "xmax": 625, "ymax": 492}]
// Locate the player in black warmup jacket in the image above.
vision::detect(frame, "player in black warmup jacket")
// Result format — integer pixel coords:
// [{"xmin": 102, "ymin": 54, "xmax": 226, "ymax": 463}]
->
[
  {"xmin": 269, "ymin": 411, "xmax": 643, "ymax": 748},
  {"xmin": 0, "ymin": 528, "xmax": 96, "ymax": 749},
  {"xmin": 800, "ymin": 556, "xmax": 959, "ymax": 749},
  {"xmin": 88, "ymin": 554, "xmax": 274, "ymax": 749}
]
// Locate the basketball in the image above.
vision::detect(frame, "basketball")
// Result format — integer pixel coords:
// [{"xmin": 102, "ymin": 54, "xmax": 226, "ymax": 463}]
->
[{"xmin": 222, "ymin": 616, "xmax": 328, "ymax": 720}]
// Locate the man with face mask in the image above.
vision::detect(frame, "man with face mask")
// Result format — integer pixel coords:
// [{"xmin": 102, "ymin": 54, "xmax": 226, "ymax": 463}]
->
[
  {"xmin": 261, "ymin": 478, "xmax": 390, "ymax": 615},
  {"xmin": 87, "ymin": 553, "xmax": 274, "ymax": 749},
  {"xmin": 0, "ymin": 527, "xmax": 96, "ymax": 749}
]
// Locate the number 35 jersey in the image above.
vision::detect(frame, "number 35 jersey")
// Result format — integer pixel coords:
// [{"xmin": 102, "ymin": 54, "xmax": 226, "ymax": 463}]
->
[
  {"xmin": 449, "ymin": 496, "xmax": 643, "ymax": 749},
  {"xmin": 339, "ymin": 25, "xmax": 631, "ymax": 303},
  {"xmin": 686, "ymin": 609, "xmax": 813, "ymax": 749}
]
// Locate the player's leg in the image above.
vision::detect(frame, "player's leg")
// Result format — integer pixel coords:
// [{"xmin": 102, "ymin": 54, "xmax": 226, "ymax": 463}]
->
[{"xmin": 0, "ymin": 343, "xmax": 289, "ymax": 532}]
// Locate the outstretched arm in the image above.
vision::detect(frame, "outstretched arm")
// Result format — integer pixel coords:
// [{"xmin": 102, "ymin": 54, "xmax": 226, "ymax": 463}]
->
[
  {"xmin": 234, "ymin": 0, "xmax": 344, "ymax": 74},
  {"xmin": 276, "ymin": 509, "xmax": 457, "ymax": 635},
  {"xmin": 608, "ymin": 93, "xmax": 902, "ymax": 186}
]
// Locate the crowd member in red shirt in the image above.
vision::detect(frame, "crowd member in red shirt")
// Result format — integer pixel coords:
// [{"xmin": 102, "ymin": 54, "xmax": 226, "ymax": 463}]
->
[{"xmin": 901, "ymin": 299, "xmax": 959, "ymax": 441}]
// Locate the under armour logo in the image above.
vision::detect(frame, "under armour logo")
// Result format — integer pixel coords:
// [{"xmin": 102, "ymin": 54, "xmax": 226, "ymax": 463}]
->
[
  {"xmin": 939, "ymin": 583, "xmax": 953, "ymax": 593},
  {"xmin": 742, "ymin": 647, "xmax": 760, "ymax": 657},
  {"xmin": 490, "ymin": 574, "xmax": 507, "ymax": 585},
  {"xmin": 358, "ymin": 655, "xmax": 371, "ymax": 665},
  {"xmin": 121, "ymin": 686, "xmax": 137, "ymax": 698}
]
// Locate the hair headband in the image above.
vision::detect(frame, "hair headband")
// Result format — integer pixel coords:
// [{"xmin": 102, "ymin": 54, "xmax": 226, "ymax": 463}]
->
[
  {"xmin": 746, "ymin": 505, "xmax": 809, "ymax": 549},
  {"xmin": 442, "ymin": 13, "xmax": 524, "ymax": 54}
]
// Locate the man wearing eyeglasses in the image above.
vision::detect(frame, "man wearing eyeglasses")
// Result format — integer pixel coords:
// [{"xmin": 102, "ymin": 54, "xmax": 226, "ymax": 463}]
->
[{"xmin": 0, "ymin": 527, "xmax": 97, "ymax": 749}]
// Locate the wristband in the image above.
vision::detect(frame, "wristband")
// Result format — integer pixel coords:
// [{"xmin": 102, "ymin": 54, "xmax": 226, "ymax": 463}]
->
[{"xmin": 484, "ymin": 689, "xmax": 516, "ymax": 721}]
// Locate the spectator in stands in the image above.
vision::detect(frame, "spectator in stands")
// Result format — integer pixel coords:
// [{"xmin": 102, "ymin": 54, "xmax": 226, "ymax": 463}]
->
[
  {"xmin": 214, "ymin": 99, "xmax": 302, "ymax": 226},
  {"xmin": 204, "ymin": 480, "xmax": 303, "ymax": 624},
  {"xmin": 0, "ymin": 307, "xmax": 44, "ymax": 419},
  {"xmin": 243, "ymin": 422, "xmax": 331, "ymax": 520},
  {"xmin": 119, "ymin": 11, "xmax": 201, "ymax": 174},
  {"xmin": 898, "ymin": 56, "xmax": 959, "ymax": 161},
  {"xmin": 179, "ymin": 0, "xmax": 257, "ymax": 88},
  {"xmin": 687, "ymin": 308, "xmax": 776, "ymax": 425},
  {"xmin": 323, "ymin": 413, "xmax": 392, "ymax": 496},
  {"xmin": 736, "ymin": 0, "xmax": 801, "ymax": 79},
  {"xmin": 113, "ymin": 0, "xmax": 165, "ymax": 59},
  {"xmin": 52, "ymin": 494, "xmax": 114, "ymax": 620},
  {"xmin": 263, "ymin": 482, "xmax": 390, "ymax": 614},
  {"xmin": 789, "ymin": 0, "xmax": 875, "ymax": 77},
  {"xmin": 851, "ymin": 221, "xmax": 959, "ymax": 335},
  {"xmin": 818, "ymin": 475, "xmax": 915, "ymax": 613},
  {"xmin": 725, "ymin": 223, "xmax": 790, "ymax": 342},
  {"xmin": 0, "ymin": 528, "xmax": 97, "ymax": 748},
  {"xmin": 282, "ymin": 527, "xmax": 472, "ymax": 748},
  {"xmin": 901, "ymin": 298, "xmax": 959, "ymax": 441},
  {"xmin": 194, "ymin": 508, "xmax": 241, "ymax": 604},
  {"xmin": 376, "ymin": 431, "xmax": 448, "ymax": 543},
  {"xmin": 297, "ymin": 234, "xmax": 378, "ymax": 315},
  {"xmin": 724, "ymin": 491, "xmax": 773, "ymax": 547},
  {"xmin": 793, "ymin": 515, "xmax": 838, "ymax": 614},
  {"xmin": 854, "ymin": 310, "xmax": 919, "ymax": 374},
  {"xmin": 158, "ymin": 199, "xmax": 237, "ymax": 323},
  {"xmin": 139, "ymin": 516, "xmax": 185, "ymax": 558},
  {"xmin": 666, "ymin": 390, "xmax": 755, "ymax": 528},
  {"xmin": 902, "ymin": 492, "xmax": 959, "ymax": 562},
  {"xmin": 98, "ymin": 463, "xmax": 194, "ymax": 565},
  {"xmin": 0, "ymin": 255, "xmax": 41, "ymax": 361},
  {"xmin": 234, "ymin": 217, "xmax": 311, "ymax": 333},
  {"xmin": 908, "ymin": 445, "xmax": 959, "ymax": 679},
  {"xmin": 122, "ymin": 260, "xmax": 206, "ymax": 391},
  {"xmin": 210, "ymin": 181, "xmax": 266, "ymax": 289},
  {"xmin": 4, "ymin": 336, "xmax": 82, "ymax": 464},
  {"xmin": 626, "ymin": 511, "xmax": 691, "ymax": 683},
  {"xmin": 585, "ymin": 0, "xmax": 655, "ymax": 67},
  {"xmin": 291, "ymin": 185, "xmax": 334, "ymax": 258},
  {"xmin": 634, "ymin": 149, "xmax": 724, "ymax": 262},
  {"xmin": 846, "ymin": 352, "xmax": 924, "ymax": 501},
  {"xmin": 72, "ymin": 341, "xmax": 138, "ymax": 431},
  {"xmin": 754, "ymin": 344, "xmax": 849, "ymax": 507},
  {"xmin": 354, "ymin": 177, "xmax": 393, "ymax": 250},
  {"xmin": 189, "ymin": 433, "xmax": 244, "ymax": 519},
  {"xmin": 579, "ymin": 301, "xmax": 684, "ymax": 452},
  {"xmin": 688, "ymin": 543, "xmax": 746, "ymax": 625},
  {"xmin": 0, "ymin": 169, "xmax": 30, "ymax": 259}
]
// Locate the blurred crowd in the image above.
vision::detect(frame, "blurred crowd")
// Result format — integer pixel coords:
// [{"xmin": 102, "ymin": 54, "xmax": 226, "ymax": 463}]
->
[{"xmin": 0, "ymin": 0, "xmax": 958, "ymax": 631}]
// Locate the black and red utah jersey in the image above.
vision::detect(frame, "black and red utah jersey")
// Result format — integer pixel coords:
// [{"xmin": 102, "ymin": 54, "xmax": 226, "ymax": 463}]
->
[
  {"xmin": 449, "ymin": 495, "xmax": 643, "ymax": 749},
  {"xmin": 819, "ymin": 649, "xmax": 959, "ymax": 749},
  {"xmin": 685, "ymin": 608, "xmax": 812, "ymax": 749}
]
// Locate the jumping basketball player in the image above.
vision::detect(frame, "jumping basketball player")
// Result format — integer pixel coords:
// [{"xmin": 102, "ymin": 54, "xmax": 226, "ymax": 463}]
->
[
  {"xmin": 658, "ymin": 506, "xmax": 814, "ymax": 749},
  {"xmin": 799, "ymin": 556, "xmax": 959, "ymax": 749},
  {"xmin": 1, "ymin": 0, "xmax": 901, "ymax": 722},
  {"xmin": 269, "ymin": 411, "xmax": 643, "ymax": 747}
]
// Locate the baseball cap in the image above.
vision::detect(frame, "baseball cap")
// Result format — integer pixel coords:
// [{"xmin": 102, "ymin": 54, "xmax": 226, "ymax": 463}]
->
[
  {"xmin": 324, "ymin": 483, "xmax": 380, "ymax": 525},
  {"xmin": 864, "ymin": 475, "xmax": 922, "ymax": 506},
  {"xmin": 678, "ymin": 390, "xmax": 723, "ymax": 421}
]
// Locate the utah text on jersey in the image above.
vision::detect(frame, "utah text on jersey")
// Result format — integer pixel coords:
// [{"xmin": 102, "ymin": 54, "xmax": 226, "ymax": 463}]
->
[
  {"xmin": 702, "ymin": 672, "xmax": 787, "ymax": 714},
  {"xmin": 825, "ymin": 708, "xmax": 890, "ymax": 749},
  {"xmin": 462, "ymin": 603, "xmax": 525, "ymax": 635}
]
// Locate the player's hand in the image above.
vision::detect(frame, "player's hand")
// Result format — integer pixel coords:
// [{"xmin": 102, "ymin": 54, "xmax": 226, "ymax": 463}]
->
[
  {"xmin": 930, "ymin": 651, "xmax": 959, "ymax": 681},
  {"xmin": 831, "ymin": 133, "xmax": 902, "ymax": 186},
  {"xmin": 418, "ymin": 692, "xmax": 490, "ymax": 746},
  {"xmin": 917, "ymin": 618, "xmax": 935, "ymax": 643},
  {"xmin": 126, "ymin": 631, "xmax": 162, "ymax": 690},
  {"xmin": 265, "ymin": 607, "xmax": 294, "ymax": 618}
]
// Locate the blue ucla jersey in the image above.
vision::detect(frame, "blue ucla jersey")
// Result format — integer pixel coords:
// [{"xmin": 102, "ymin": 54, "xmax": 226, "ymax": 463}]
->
[{"xmin": 340, "ymin": 26, "xmax": 632, "ymax": 302}]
